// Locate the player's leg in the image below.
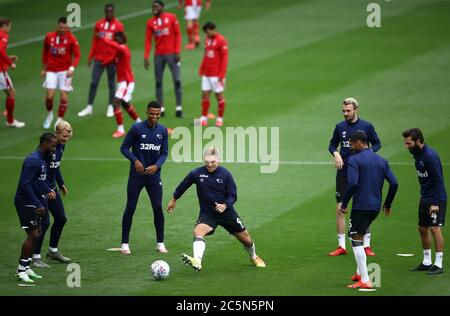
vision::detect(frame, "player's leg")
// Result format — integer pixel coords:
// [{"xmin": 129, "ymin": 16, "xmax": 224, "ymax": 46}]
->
[
  {"xmin": 4, "ymin": 86, "xmax": 24, "ymax": 128},
  {"xmin": 428, "ymin": 200, "xmax": 446, "ymax": 274},
  {"xmin": 46, "ymin": 192, "xmax": 70, "ymax": 263},
  {"xmin": 121, "ymin": 176, "xmax": 145, "ymax": 254},
  {"xmin": 15, "ymin": 204, "xmax": 43, "ymax": 282},
  {"xmin": 42, "ymin": 71, "xmax": 58, "ymax": 129},
  {"xmin": 412, "ymin": 200, "xmax": 434, "ymax": 271},
  {"xmin": 193, "ymin": 19, "xmax": 201, "ymax": 47},
  {"xmin": 112, "ymin": 81, "xmax": 128, "ymax": 137},
  {"xmin": 167, "ymin": 54, "xmax": 183, "ymax": 117},
  {"xmin": 145, "ymin": 178, "xmax": 166, "ymax": 252},
  {"xmin": 200, "ymin": 78, "xmax": 212, "ymax": 126},
  {"xmin": 330, "ymin": 170, "xmax": 347, "ymax": 256},
  {"xmin": 363, "ymin": 227, "xmax": 375, "ymax": 256},
  {"xmin": 214, "ymin": 85, "xmax": 225, "ymax": 127},
  {"xmin": 347, "ymin": 210, "xmax": 378, "ymax": 289},
  {"xmin": 105, "ymin": 63, "xmax": 116, "ymax": 117},
  {"xmin": 32, "ymin": 208, "xmax": 51, "ymax": 268},
  {"xmin": 182, "ymin": 222, "xmax": 214, "ymax": 271},
  {"xmin": 233, "ymin": 230, "xmax": 266, "ymax": 268},
  {"xmin": 55, "ymin": 71, "xmax": 72, "ymax": 127},
  {"xmin": 154, "ymin": 54, "xmax": 166, "ymax": 116},
  {"xmin": 185, "ymin": 19, "xmax": 195, "ymax": 50},
  {"xmin": 119, "ymin": 82, "xmax": 141, "ymax": 123},
  {"xmin": 79, "ymin": 60, "xmax": 105, "ymax": 117}
]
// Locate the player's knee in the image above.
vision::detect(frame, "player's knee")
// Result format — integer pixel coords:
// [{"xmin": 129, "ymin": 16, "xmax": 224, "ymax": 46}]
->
[
  {"xmin": 56, "ymin": 215, "xmax": 67, "ymax": 226},
  {"xmin": 29, "ymin": 228, "xmax": 40, "ymax": 241},
  {"xmin": 156, "ymin": 81, "xmax": 163, "ymax": 89},
  {"xmin": 430, "ymin": 226, "xmax": 441, "ymax": 234},
  {"xmin": 174, "ymin": 80, "xmax": 181, "ymax": 89}
]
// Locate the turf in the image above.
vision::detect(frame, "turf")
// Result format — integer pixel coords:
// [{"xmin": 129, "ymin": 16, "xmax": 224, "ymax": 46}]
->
[{"xmin": 0, "ymin": 0, "xmax": 450, "ymax": 296}]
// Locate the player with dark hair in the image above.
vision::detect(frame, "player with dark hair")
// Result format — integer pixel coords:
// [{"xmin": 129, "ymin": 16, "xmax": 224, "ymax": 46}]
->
[
  {"xmin": 119, "ymin": 101, "xmax": 169, "ymax": 254},
  {"xmin": 78, "ymin": 4, "xmax": 124, "ymax": 118},
  {"xmin": 144, "ymin": 0, "xmax": 183, "ymax": 117},
  {"xmin": 14, "ymin": 132, "xmax": 57, "ymax": 283},
  {"xmin": 41, "ymin": 17, "xmax": 80, "ymax": 129},
  {"xmin": 178, "ymin": 0, "xmax": 211, "ymax": 50},
  {"xmin": 0, "ymin": 17, "xmax": 25, "ymax": 128},
  {"xmin": 32, "ymin": 121, "xmax": 73, "ymax": 268},
  {"xmin": 328, "ymin": 97, "xmax": 381, "ymax": 256},
  {"xmin": 167, "ymin": 147, "xmax": 266, "ymax": 271},
  {"xmin": 403, "ymin": 128, "xmax": 447, "ymax": 274},
  {"xmin": 198, "ymin": 22, "xmax": 228, "ymax": 127},
  {"xmin": 341, "ymin": 131, "xmax": 398, "ymax": 289},
  {"xmin": 101, "ymin": 31, "xmax": 141, "ymax": 138}
]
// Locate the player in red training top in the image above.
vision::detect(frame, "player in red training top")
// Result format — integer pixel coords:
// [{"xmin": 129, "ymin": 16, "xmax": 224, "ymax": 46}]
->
[
  {"xmin": 41, "ymin": 17, "xmax": 80, "ymax": 129},
  {"xmin": 144, "ymin": 0, "xmax": 183, "ymax": 118},
  {"xmin": 0, "ymin": 17, "xmax": 25, "ymax": 128},
  {"xmin": 198, "ymin": 22, "xmax": 228, "ymax": 127},
  {"xmin": 102, "ymin": 32, "xmax": 141, "ymax": 138},
  {"xmin": 178, "ymin": 0, "xmax": 211, "ymax": 50},
  {"xmin": 78, "ymin": 4, "xmax": 124, "ymax": 119}
]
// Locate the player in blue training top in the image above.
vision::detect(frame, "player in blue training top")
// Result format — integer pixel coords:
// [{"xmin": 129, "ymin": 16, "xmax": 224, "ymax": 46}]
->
[
  {"xmin": 403, "ymin": 128, "xmax": 447, "ymax": 275},
  {"xmin": 32, "ymin": 121, "xmax": 73, "ymax": 268},
  {"xmin": 119, "ymin": 101, "xmax": 169, "ymax": 254},
  {"xmin": 341, "ymin": 131, "xmax": 398, "ymax": 289},
  {"xmin": 167, "ymin": 147, "xmax": 266, "ymax": 272},
  {"xmin": 14, "ymin": 132, "xmax": 57, "ymax": 283},
  {"xmin": 328, "ymin": 97, "xmax": 381, "ymax": 257}
]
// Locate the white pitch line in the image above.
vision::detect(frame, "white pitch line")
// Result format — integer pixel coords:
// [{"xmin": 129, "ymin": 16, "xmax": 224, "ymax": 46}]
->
[
  {"xmin": 9, "ymin": 2, "xmax": 177, "ymax": 48},
  {"xmin": 1, "ymin": 156, "xmax": 449, "ymax": 166}
]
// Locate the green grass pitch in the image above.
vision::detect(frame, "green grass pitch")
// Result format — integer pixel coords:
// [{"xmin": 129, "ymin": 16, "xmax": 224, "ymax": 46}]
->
[{"xmin": 1, "ymin": 0, "xmax": 450, "ymax": 296}]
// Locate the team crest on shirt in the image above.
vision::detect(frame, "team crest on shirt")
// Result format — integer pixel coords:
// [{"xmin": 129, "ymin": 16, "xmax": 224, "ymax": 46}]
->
[
  {"xmin": 52, "ymin": 154, "xmax": 56, "ymax": 161},
  {"xmin": 157, "ymin": 134, "xmax": 162, "ymax": 139},
  {"xmin": 216, "ymin": 178, "xmax": 223, "ymax": 184},
  {"xmin": 41, "ymin": 165, "xmax": 45, "ymax": 172},
  {"xmin": 141, "ymin": 134, "xmax": 147, "ymax": 139},
  {"xmin": 419, "ymin": 161, "xmax": 425, "ymax": 166},
  {"xmin": 200, "ymin": 178, "xmax": 204, "ymax": 182}
]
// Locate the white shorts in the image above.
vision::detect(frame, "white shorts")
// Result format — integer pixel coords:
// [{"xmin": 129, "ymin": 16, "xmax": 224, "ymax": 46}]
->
[
  {"xmin": 115, "ymin": 81, "xmax": 135, "ymax": 103},
  {"xmin": 43, "ymin": 71, "xmax": 73, "ymax": 91},
  {"xmin": 202, "ymin": 76, "xmax": 225, "ymax": 93},
  {"xmin": 0, "ymin": 71, "xmax": 13, "ymax": 90},
  {"xmin": 185, "ymin": 6, "xmax": 202, "ymax": 20}
]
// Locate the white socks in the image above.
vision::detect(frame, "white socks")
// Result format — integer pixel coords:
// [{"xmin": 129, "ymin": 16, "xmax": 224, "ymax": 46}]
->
[
  {"xmin": 49, "ymin": 247, "xmax": 58, "ymax": 253},
  {"xmin": 435, "ymin": 252, "xmax": 443, "ymax": 268},
  {"xmin": 245, "ymin": 241, "xmax": 256, "ymax": 260},
  {"xmin": 363, "ymin": 233, "xmax": 371, "ymax": 248},
  {"xmin": 423, "ymin": 249, "xmax": 432, "ymax": 266},
  {"xmin": 117, "ymin": 125, "xmax": 125, "ymax": 133},
  {"xmin": 338, "ymin": 234, "xmax": 346, "ymax": 249},
  {"xmin": 353, "ymin": 245, "xmax": 369, "ymax": 283},
  {"xmin": 193, "ymin": 237, "xmax": 206, "ymax": 261},
  {"xmin": 176, "ymin": 105, "xmax": 182, "ymax": 111}
]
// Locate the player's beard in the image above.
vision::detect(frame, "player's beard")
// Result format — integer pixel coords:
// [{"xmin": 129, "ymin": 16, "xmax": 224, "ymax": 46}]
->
[{"xmin": 408, "ymin": 144, "xmax": 421, "ymax": 156}]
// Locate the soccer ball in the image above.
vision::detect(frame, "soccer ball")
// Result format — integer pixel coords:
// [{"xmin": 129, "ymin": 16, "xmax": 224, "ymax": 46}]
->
[{"xmin": 151, "ymin": 260, "xmax": 170, "ymax": 280}]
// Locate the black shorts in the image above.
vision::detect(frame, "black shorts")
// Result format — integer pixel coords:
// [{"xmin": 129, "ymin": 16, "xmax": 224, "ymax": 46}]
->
[
  {"xmin": 348, "ymin": 210, "xmax": 379, "ymax": 237},
  {"xmin": 195, "ymin": 209, "xmax": 246, "ymax": 235},
  {"xmin": 418, "ymin": 200, "xmax": 447, "ymax": 227},
  {"xmin": 15, "ymin": 203, "xmax": 41, "ymax": 230},
  {"xmin": 335, "ymin": 170, "xmax": 347, "ymax": 203}
]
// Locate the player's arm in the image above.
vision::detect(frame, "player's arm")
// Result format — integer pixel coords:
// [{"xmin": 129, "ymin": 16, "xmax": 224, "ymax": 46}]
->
[
  {"xmin": 173, "ymin": 17, "xmax": 181, "ymax": 62},
  {"xmin": 55, "ymin": 165, "xmax": 67, "ymax": 196},
  {"xmin": 427, "ymin": 155, "xmax": 444, "ymax": 213},
  {"xmin": 368, "ymin": 123, "xmax": 381, "ymax": 152},
  {"xmin": 68, "ymin": 36, "xmax": 81, "ymax": 77},
  {"xmin": 88, "ymin": 24, "xmax": 99, "ymax": 66},
  {"xmin": 168, "ymin": 171, "xmax": 195, "ymax": 213},
  {"xmin": 21, "ymin": 161, "xmax": 46, "ymax": 210},
  {"xmin": 383, "ymin": 162, "xmax": 399, "ymax": 216},
  {"xmin": 41, "ymin": 35, "xmax": 49, "ymax": 78},
  {"xmin": 120, "ymin": 126, "xmax": 144, "ymax": 174},
  {"xmin": 215, "ymin": 172, "xmax": 237, "ymax": 213},
  {"xmin": 328, "ymin": 125, "xmax": 343, "ymax": 170},
  {"xmin": 144, "ymin": 20, "xmax": 153, "ymax": 69},
  {"xmin": 340, "ymin": 159, "xmax": 359, "ymax": 212},
  {"xmin": 155, "ymin": 128, "xmax": 169, "ymax": 167},
  {"xmin": 0, "ymin": 40, "xmax": 13, "ymax": 67},
  {"xmin": 218, "ymin": 39, "xmax": 228, "ymax": 82}
]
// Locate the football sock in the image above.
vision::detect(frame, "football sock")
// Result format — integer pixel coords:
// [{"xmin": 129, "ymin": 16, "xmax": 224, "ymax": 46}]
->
[
  {"xmin": 193, "ymin": 236, "xmax": 206, "ymax": 261},
  {"xmin": 58, "ymin": 100, "xmax": 68, "ymax": 118},
  {"xmin": 114, "ymin": 107, "xmax": 124, "ymax": 126},
  {"xmin": 338, "ymin": 234, "xmax": 346, "ymax": 249},
  {"xmin": 6, "ymin": 96, "xmax": 15, "ymax": 124},
  {"xmin": 33, "ymin": 254, "xmax": 41, "ymax": 259},
  {"xmin": 353, "ymin": 245, "xmax": 369, "ymax": 283},
  {"xmin": 435, "ymin": 252, "xmax": 443, "ymax": 268},
  {"xmin": 363, "ymin": 233, "xmax": 371, "ymax": 248},
  {"xmin": 49, "ymin": 247, "xmax": 58, "ymax": 253},
  {"xmin": 423, "ymin": 249, "xmax": 432, "ymax": 266},
  {"xmin": 245, "ymin": 240, "xmax": 257, "ymax": 260},
  {"xmin": 17, "ymin": 258, "xmax": 28, "ymax": 273},
  {"xmin": 45, "ymin": 97, "xmax": 54, "ymax": 111},
  {"xmin": 218, "ymin": 99, "xmax": 226, "ymax": 118},
  {"xmin": 202, "ymin": 98, "xmax": 210, "ymax": 117}
]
